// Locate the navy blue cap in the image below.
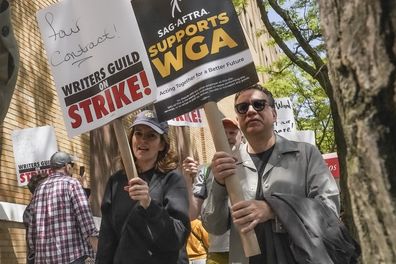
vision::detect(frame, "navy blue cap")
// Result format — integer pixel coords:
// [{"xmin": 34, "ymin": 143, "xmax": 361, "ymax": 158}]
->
[{"xmin": 130, "ymin": 110, "xmax": 168, "ymax": 134}]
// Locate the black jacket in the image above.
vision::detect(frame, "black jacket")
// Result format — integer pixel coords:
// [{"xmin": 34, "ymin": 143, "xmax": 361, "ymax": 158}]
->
[
  {"xmin": 250, "ymin": 193, "xmax": 360, "ymax": 264},
  {"xmin": 96, "ymin": 169, "xmax": 191, "ymax": 264}
]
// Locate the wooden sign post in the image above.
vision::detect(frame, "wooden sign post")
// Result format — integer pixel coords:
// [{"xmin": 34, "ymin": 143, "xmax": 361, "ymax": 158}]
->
[
  {"xmin": 204, "ymin": 101, "xmax": 261, "ymax": 257},
  {"xmin": 112, "ymin": 118, "xmax": 138, "ymax": 180}
]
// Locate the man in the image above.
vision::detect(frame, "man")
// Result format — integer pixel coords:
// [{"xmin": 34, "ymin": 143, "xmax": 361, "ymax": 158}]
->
[
  {"xmin": 183, "ymin": 118, "xmax": 243, "ymax": 264},
  {"xmin": 28, "ymin": 151, "xmax": 98, "ymax": 264},
  {"xmin": 202, "ymin": 84, "xmax": 344, "ymax": 264}
]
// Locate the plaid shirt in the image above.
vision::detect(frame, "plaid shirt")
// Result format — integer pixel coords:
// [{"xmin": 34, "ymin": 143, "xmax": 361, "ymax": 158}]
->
[{"xmin": 28, "ymin": 172, "xmax": 98, "ymax": 263}]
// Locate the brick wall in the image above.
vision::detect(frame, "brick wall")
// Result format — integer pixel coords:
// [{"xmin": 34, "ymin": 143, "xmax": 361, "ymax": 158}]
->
[{"xmin": 0, "ymin": 1, "xmax": 91, "ymax": 263}]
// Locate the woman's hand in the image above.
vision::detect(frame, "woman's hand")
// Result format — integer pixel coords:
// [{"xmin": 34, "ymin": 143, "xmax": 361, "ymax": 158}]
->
[{"xmin": 124, "ymin": 177, "xmax": 151, "ymax": 209}]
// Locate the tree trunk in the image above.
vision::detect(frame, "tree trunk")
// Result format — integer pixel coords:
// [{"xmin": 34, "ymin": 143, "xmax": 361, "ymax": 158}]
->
[{"xmin": 317, "ymin": 0, "xmax": 396, "ymax": 262}]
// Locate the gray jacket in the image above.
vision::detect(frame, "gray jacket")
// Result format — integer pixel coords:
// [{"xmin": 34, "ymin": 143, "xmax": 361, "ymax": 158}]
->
[
  {"xmin": 201, "ymin": 135, "xmax": 340, "ymax": 264},
  {"xmin": 0, "ymin": 0, "xmax": 19, "ymax": 123}
]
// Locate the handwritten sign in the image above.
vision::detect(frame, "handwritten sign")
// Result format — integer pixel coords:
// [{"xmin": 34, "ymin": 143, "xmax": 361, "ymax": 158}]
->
[
  {"xmin": 167, "ymin": 109, "xmax": 204, "ymax": 127},
  {"xmin": 36, "ymin": 0, "xmax": 157, "ymax": 137},
  {"xmin": 280, "ymin": 130, "xmax": 316, "ymax": 145},
  {"xmin": 274, "ymin": 97, "xmax": 296, "ymax": 134},
  {"xmin": 131, "ymin": 0, "xmax": 258, "ymax": 122},
  {"xmin": 12, "ymin": 126, "xmax": 58, "ymax": 186},
  {"xmin": 273, "ymin": 97, "xmax": 315, "ymax": 145}
]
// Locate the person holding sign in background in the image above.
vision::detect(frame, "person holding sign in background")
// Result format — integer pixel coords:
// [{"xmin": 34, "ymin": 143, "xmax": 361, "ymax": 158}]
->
[
  {"xmin": 28, "ymin": 151, "xmax": 98, "ymax": 264},
  {"xmin": 202, "ymin": 84, "xmax": 359, "ymax": 263},
  {"xmin": 182, "ymin": 117, "xmax": 243, "ymax": 264},
  {"xmin": 96, "ymin": 110, "xmax": 191, "ymax": 264}
]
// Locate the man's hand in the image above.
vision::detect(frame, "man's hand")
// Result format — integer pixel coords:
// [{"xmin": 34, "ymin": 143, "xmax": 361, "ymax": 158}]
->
[
  {"xmin": 211, "ymin": 151, "xmax": 238, "ymax": 185},
  {"xmin": 231, "ymin": 200, "xmax": 274, "ymax": 233},
  {"xmin": 124, "ymin": 177, "xmax": 151, "ymax": 209}
]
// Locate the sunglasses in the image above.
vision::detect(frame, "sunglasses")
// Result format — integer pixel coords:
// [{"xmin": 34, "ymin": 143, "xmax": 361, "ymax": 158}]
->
[
  {"xmin": 68, "ymin": 162, "xmax": 74, "ymax": 168},
  {"xmin": 234, "ymin": 99, "xmax": 269, "ymax": 114}
]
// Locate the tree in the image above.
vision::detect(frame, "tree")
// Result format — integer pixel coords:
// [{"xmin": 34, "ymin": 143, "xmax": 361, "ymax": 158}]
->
[
  {"xmin": 263, "ymin": 56, "xmax": 335, "ymax": 153},
  {"xmin": 248, "ymin": 0, "xmax": 396, "ymax": 262},
  {"xmin": 251, "ymin": 0, "xmax": 347, "ymax": 153},
  {"xmin": 317, "ymin": 0, "xmax": 396, "ymax": 262}
]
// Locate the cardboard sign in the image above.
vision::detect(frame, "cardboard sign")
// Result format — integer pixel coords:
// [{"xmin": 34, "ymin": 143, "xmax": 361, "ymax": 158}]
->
[
  {"xmin": 274, "ymin": 97, "xmax": 296, "ymax": 134},
  {"xmin": 167, "ymin": 108, "xmax": 204, "ymax": 127},
  {"xmin": 131, "ymin": 0, "xmax": 259, "ymax": 121},
  {"xmin": 323, "ymin": 152, "xmax": 340, "ymax": 178},
  {"xmin": 36, "ymin": 0, "xmax": 157, "ymax": 137},
  {"xmin": 12, "ymin": 126, "xmax": 58, "ymax": 186}
]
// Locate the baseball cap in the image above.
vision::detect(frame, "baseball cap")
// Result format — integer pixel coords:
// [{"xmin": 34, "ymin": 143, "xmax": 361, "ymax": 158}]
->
[
  {"xmin": 222, "ymin": 117, "xmax": 239, "ymax": 129},
  {"xmin": 50, "ymin": 151, "xmax": 74, "ymax": 169},
  {"xmin": 130, "ymin": 110, "xmax": 168, "ymax": 134}
]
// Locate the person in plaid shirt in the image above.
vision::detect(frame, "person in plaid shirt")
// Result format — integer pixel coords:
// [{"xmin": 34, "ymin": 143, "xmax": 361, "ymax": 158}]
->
[{"xmin": 28, "ymin": 151, "xmax": 99, "ymax": 264}]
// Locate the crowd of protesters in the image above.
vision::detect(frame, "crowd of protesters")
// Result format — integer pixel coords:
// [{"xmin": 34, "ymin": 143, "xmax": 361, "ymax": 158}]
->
[{"xmin": 24, "ymin": 84, "xmax": 360, "ymax": 264}]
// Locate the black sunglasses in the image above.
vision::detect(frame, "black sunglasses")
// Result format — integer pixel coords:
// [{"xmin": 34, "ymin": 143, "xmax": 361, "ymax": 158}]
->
[
  {"xmin": 234, "ymin": 99, "xmax": 269, "ymax": 114},
  {"xmin": 68, "ymin": 162, "xmax": 74, "ymax": 168}
]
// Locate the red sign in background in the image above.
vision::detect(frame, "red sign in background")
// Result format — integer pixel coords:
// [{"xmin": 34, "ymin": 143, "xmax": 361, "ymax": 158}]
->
[{"xmin": 323, "ymin": 152, "xmax": 340, "ymax": 178}]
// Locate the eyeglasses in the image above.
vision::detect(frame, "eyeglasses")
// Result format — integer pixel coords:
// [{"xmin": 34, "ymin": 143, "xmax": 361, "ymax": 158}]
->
[
  {"xmin": 68, "ymin": 162, "xmax": 74, "ymax": 168},
  {"xmin": 234, "ymin": 99, "xmax": 269, "ymax": 114}
]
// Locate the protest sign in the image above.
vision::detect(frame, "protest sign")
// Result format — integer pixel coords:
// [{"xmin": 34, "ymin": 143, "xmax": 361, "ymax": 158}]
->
[
  {"xmin": 36, "ymin": 0, "xmax": 157, "ymax": 137},
  {"xmin": 273, "ymin": 97, "xmax": 315, "ymax": 145},
  {"xmin": 323, "ymin": 152, "xmax": 340, "ymax": 179},
  {"xmin": 274, "ymin": 97, "xmax": 296, "ymax": 134},
  {"xmin": 280, "ymin": 130, "xmax": 316, "ymax": 145},
  {"xmin": 131, "ymin": 0, "xmax": 260, "ymax": 256},
  {"xmin": 131, "ymin": 0, "xmax": 259, "ymax": 122},
  {"xmin": 167, "ymin": 108, "xmax": 204, "ymax": 127},
  {"xmin": 12, "ymin": 126, "xmax": 57, "ymax": 186}
]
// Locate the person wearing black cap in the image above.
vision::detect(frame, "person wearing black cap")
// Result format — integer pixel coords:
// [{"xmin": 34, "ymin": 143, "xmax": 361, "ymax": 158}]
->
[
  {"xmin": 27, "ymin": 151, "xmax": 98, "ymax": 264},
  {"xmin": 96, "ymin": 110, "xmax": 191, "ymax": 264}
]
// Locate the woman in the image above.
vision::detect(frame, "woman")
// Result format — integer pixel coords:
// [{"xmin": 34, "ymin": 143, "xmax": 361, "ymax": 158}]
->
[{"xmin": 96, "ymin": 110, "xmax": 190, "ymax": 264}]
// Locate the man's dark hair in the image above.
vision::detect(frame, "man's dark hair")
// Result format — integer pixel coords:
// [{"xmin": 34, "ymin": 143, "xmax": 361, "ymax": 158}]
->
[{"xmin": 234, "ymin": 83, "xmax": 275, "ymax": 107}]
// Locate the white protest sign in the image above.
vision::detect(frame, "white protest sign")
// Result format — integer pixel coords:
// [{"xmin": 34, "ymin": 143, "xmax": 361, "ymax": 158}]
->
[
  {"xmin": 36, "ymin": 0, "xmax": 156, "ymax": 137},
  {"xmin": 280, "ymin": 130, "xmax": 316, "ymax": 145},
  {"xmin": 167, "ymin": 109, "xmax": 204, "ymax": 127},
  {"xmin": 12, "ymin": 126, "xmax": 58, "ymax": 186},
  {"xmin": 274, "ymin": 97, "xmax": 296, "ymax": 134},
  {"xmin": 273, "ymin": 97, "xmax": 315, "ymax": 145}
]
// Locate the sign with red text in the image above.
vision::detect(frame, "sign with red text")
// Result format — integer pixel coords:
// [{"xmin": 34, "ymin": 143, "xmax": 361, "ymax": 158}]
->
[
  {"xmin": 36, "ymin": 0, "xmax": 156, "ymax": 137},
  {"xmin": 323, "ymin": 152, "xmax": 340, "ymax": 178},
  {"xmin": 12, "ymin": 126, "xmax": 57, "ymax": 186},
  {"xmin": 167, "ymin": 108, "xmax": 204, "ymax": 127},
  {"xmin": 132, "ymin": 0, "xmax": 258, "ymax": 122}
]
